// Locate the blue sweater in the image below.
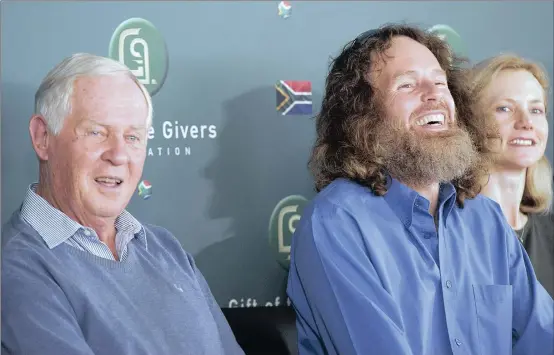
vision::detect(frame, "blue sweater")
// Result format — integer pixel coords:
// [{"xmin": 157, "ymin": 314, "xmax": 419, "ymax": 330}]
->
[{"xmin": 1, "ymin": 210, "xmax": 244, "ymax": 355}]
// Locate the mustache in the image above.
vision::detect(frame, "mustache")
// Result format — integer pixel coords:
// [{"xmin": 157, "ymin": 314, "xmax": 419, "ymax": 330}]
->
[{"xmin": 410, "ymin": 101, "xmax": 452, "ymax": 121}]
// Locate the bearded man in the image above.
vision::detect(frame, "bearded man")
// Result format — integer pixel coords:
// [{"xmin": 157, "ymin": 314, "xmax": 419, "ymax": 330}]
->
[{"xmin": 286, "ymin": 24, "xmax": 553, "ymax": 355}]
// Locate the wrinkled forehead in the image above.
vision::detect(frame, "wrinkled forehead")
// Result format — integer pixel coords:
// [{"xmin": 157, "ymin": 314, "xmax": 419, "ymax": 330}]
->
[
  {"xmin": 72, "ymin": 74, "xmax": 145, "ymax": 102},
  {"xmin": 69, "ymin": 74, "xmax": 149, "ymax": 125}
]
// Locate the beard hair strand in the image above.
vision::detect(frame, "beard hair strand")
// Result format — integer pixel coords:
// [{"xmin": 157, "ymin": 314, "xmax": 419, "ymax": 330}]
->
[{"xmin": 375, "ymin": 121, "xmax": 477, "ymax": 189}]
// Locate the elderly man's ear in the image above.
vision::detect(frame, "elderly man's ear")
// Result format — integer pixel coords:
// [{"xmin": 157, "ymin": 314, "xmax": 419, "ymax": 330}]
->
[{"xmin": 29, "ymin": 114, "xmax": 50, "ymax": 161}]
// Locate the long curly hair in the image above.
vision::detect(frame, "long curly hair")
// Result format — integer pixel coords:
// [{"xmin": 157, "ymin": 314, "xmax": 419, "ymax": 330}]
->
[{"xmin": 309, "ymin": 23, "xmax": 496, "ymax": 206}]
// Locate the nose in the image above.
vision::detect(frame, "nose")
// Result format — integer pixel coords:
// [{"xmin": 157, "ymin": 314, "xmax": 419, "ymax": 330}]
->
[
  {"xmin": 421, "ymin": 80, "xmax": 441, "ymax": 102},
  {"xmin": 101, "ymin": 134, "xmax": 129, "ymax": 166},
  {"xmin": 514, "ymin": 110, "xmax": 534, "ymax": 131}
]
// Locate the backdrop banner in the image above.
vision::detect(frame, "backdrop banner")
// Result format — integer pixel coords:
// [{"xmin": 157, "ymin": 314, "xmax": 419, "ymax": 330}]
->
[{"xmin": 2, "ymin": 1, "xmax": 553, "ymax": 308}]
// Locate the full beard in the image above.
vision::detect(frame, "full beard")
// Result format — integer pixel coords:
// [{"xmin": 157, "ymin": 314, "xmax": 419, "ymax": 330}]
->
[{"xmin": 375, "ymin": 120, "xmax": 477, "ymax": 189}]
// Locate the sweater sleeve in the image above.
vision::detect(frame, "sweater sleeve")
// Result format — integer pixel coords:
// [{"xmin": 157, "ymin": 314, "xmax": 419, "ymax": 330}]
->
[{"xmin": 1, "ymin": 248, "xmax": 95, "ymax": 355}]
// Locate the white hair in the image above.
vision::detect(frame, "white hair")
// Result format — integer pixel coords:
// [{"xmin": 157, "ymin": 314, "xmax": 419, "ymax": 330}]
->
[{"xmin": 34, "ymin": 52, "xmax": 153, "ymax": 134}]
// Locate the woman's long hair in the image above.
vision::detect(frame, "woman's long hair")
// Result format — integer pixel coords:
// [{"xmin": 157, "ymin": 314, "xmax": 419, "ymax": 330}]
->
[{"xmin": 470, "ymin": 53, "xmax": 553, "ymax": 213}]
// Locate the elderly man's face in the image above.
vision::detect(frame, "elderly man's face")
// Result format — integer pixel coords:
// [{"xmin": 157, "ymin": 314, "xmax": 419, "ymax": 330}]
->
[{"xmin": 44, "ymin": 74, "xmax": 148, "ymax": 219}]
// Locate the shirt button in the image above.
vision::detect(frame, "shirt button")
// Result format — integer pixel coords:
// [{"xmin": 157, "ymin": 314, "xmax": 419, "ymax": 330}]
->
[
  {"xmin": 446, "ymin": 280, "xmax": 452, "ymax": 288},
  {"xmin": 455, "ymin": 338, "xmax": 462, "ymax": 346},
  {"xmin": 83, "ymin": 229, "xmax": 91, "ymax": 236}
]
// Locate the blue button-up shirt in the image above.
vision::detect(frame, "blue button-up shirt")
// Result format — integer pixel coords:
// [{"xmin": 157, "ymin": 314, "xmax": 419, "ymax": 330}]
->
[{"xmin": 287, "ymin": 178, "xmax": 553, "ymax": 355}]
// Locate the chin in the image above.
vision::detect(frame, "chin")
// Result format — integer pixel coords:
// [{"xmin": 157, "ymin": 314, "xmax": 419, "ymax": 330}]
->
[
  {"xmin": 95, "ymin": 205, "xmax": 127, "ymax": 218},
  {"xmin": 88, "ymin": 197, "xmax": 129, "ymax": 218},
  {"xmin": 498, "ymin": 159, "xmax": 537, "ymax": 172}
]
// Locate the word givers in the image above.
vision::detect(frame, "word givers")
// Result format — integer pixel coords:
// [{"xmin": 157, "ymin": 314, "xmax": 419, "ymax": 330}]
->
[
  {"xmin": 228, "ymin": 296, "xmax": 292, "ymax": 308},
  {"xmin": 148, "ymin": 121, "xmax": 217, "ymax": 140},
  {"xmin": 146, "ymin": 121, "xmax": 217, "ymax": 157}
]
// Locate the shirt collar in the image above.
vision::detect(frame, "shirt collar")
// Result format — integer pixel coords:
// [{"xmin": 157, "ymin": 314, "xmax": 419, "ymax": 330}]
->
[
  {"xmin": 383, "ymin": 176, "xmax": 457, "ymax": 228},
  {"xmin": 20, "ymin": 183, "xmax": 146, "ymax": 249},
  {"xmin": 439, "ymin": 183, "xmax": 457, "ymax": 221}
]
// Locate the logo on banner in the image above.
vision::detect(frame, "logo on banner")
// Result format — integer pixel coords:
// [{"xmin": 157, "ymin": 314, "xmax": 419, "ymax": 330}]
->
[
  {"xmin": 269, "ymin": 195, "xmax": 308, "ymax": 269},
  {"xmin": 278, "ymin": 1, "xmax": 292, "ymax": 19},
  {"xmin": 427, "ymin": 24, "xmax": 466, "ymax": 57},
  {"xmin": 109, "ymin": 18, "xmax": 168, "ymax": 96},
  {"xmin": 276, "ymin": 80, "xmax": 312, "ymax": 115},
  {"xmin": 137, "ymin": 180, "xmax": 153, "ymax": 199}
]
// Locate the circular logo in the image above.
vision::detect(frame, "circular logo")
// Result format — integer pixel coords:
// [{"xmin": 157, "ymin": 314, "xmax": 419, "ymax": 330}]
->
[
  {"xmin": 428, "ymin": 24, "xmax": 466, "ymax": 57},
  {"xmin": 138, "ymin": 180, "xmax": 153, "ymax": 200},
  {"xmin": 109, "ymin": 18, "xmax": 168, "ymax": 96},
  {"xmin": 278, "ymin": 1, "xmax": 292, "ymax": 19},
  {"xmin": 268, "ymin": 195, "xmax": 308, "ymax": 270}
]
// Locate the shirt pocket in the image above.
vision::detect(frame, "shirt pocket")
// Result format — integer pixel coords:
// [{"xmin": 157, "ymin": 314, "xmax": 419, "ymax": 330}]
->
[{"xmin": 472, "ymin": 284, "xmax": 512, "ymax": 355}]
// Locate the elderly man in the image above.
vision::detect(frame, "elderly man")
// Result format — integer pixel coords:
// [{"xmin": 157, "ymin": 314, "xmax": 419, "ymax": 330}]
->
[
  {"xmin": 286, "ymin": 24, "xmax": 554, "ymax": 355},
  {"xmin": 1, "ymin": 53, "xmax": 244, "ymax": 355}
]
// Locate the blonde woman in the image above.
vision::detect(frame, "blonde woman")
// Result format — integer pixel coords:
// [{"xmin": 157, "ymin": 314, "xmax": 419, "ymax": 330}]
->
[{"xmin": 471, "ymin": 54, "xmax": 554, "ymax": 297}]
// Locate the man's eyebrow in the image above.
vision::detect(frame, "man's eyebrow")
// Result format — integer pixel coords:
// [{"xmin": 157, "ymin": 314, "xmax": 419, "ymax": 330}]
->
[
  {"xmin": 128, "ymin": 125, "xmax": 147, "ymax": 130},
  {"xmin": 392, "ymin": 69, "xmax": 446, "ymax": 80},
  {"xmin": 79, "ymin": 120, "xmax": 147, "ymax": 131}
]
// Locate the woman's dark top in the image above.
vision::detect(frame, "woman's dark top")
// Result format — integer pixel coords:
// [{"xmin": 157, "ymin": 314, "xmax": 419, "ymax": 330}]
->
[{"xmin": 515, "ymin": 212, "xmax": 554, "ymax": 298}]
